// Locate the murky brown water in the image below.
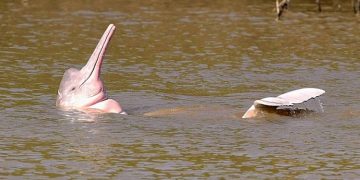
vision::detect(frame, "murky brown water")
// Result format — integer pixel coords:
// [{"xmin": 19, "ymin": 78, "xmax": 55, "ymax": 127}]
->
[{"xmin": 1, "ymin": 0, "xmax": 359, "ymax": 178}]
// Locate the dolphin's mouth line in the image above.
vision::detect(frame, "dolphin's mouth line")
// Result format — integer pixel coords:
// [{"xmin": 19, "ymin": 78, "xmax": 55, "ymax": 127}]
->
[
  {"xmin": 90, "ymin": 87, "xmax": 107, "ymax": 100},
  {"xmin": 80, "ymin": 25, "xmax": 115, "ymax": 87},
  {"xmin": 85, "ymin": 86, "xmax": 108, "ymax": 107}
]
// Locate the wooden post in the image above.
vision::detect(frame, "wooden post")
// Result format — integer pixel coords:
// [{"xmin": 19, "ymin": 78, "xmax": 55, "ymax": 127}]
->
[
  {"xmin": 276, "ymin": 0, "xmax": 290, "ymax": 20},
  {"xmin": 353, "ymin": 0, "xmax": 360, "ymax": 14},
  {"xmin": 316, "ymin": 0, "xmax": 322, "ymax": 12}
]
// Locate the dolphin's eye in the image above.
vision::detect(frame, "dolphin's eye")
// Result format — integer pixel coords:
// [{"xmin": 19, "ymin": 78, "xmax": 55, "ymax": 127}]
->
[{"xmin": 71, "ymin": 87, "xmax": 76, "ymax": 91}]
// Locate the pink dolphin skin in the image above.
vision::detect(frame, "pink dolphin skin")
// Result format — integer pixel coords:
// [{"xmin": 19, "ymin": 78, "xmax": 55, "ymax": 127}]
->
[{"xmin": 56, "ymin": 24, "xmax": 125, "ymax": 114}]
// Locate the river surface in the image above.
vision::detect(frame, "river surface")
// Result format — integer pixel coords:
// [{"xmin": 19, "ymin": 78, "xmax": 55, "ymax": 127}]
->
[{"xmin": 1, "ymin": 0, "xmax": 359, "ymax": 179}]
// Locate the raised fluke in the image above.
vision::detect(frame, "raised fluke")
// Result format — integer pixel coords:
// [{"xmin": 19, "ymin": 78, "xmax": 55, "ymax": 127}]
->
[{"xmin": 242, "ymin": 88, "xmax": 325, "ymax": 118}]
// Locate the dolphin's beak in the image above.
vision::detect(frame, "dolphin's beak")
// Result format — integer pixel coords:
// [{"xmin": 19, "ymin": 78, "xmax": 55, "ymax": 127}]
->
[{"xmin": 80, "ymin": 24, "xmax": 116, "ymax": 85}]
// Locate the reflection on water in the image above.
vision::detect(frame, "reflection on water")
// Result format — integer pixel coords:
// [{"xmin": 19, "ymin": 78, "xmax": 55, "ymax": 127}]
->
[{"xmin": 0, "ymin": 0, "xmax": 359, "ymax": 178}]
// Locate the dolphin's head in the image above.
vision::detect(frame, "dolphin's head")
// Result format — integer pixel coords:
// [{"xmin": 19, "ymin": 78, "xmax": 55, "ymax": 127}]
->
[
  {"xmin": 56, "ymin": 24, "xmax": 123, "ymax": 113},
  {"xmin": 56, "ymin": 66, "xmax": 106, "ymax": 108}
]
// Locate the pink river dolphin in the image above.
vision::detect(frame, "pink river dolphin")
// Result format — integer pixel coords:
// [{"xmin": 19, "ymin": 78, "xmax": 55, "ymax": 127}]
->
[
  {"xmin": 56, "ymin": 24, "xmax": 326, "ymax": 118},
  {"xmin": 56, "ymin": 24, "xmax": 126, "ymax": 114}
]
